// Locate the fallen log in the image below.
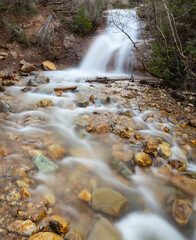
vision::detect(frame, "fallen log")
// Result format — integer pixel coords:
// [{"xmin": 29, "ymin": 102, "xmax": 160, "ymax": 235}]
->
[{"xmin": 54, "ymin": 86, "xmax": 78, "ymax": 91}]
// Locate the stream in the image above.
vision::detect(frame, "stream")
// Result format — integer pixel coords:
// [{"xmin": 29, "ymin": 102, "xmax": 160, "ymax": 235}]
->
[{"xmin": 0, "ymin": 9, "xmax": 196, "ymax": 240}]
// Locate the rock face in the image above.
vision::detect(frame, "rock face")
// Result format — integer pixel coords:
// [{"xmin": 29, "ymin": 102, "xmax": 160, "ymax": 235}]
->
[
  {"xmin": 91, "ymin": 188, "xmax": 127, "ymax": 217},
  {"xmin": 172, "ymin": 199, "xmax": 193, "ymax": 225},
  {"xmin": 34, "ymin": 155, "xmax": 59, "ymax": 172},
  {"xmin": 134, "ymin": 152, "xmax": 152, "ymax": 167},
  {"xmin": 87, "ymin": 218, "xmax": 122, "ymax": 240},
  {"xmin": 49, "ymin": 215, "xmax": 69, "ymax": 234},
  {"xmin": 42, "ymin": 61, "xmax": 57, "ymax": 71},
  {"xmin": 7, "ymin": 220, "xmax": 38, "ymax": 236},
  {"xmin": 157, "ymin": 142, "xmax": 172, "ymax": 158},
  {"xmin": 29, "ymin": 232, "xmax": 63, "ymax": 240}
]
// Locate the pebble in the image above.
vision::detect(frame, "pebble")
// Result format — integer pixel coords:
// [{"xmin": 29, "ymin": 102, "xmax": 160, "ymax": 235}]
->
[
  {"xmin": 134, "ymin": 152, "xmax": 152, "ymax": 167},
  {"xmin": 49, "ymin": 215, "xmax": 69, "ymax": 234},
  {"xmin": 7, "ymin": 220, "xmax": 38, "ymax": 236},
  {"xmin": 29, "ymin": 232, "xmax": 63, "ymax": 240}
]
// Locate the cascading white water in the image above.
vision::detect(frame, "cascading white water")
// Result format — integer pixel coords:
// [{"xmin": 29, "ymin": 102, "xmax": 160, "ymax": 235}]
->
[{"xmin": 80, "ymin": 9, "xmax": 139, "ymax": 74}]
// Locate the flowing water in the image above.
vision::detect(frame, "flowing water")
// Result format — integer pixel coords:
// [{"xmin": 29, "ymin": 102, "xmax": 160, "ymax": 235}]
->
[{"xmin": 0, "ymin": 9, "xmax": 196, "ymax": 240}]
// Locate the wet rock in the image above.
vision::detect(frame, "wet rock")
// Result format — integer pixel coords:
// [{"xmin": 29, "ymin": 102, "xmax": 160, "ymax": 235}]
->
[
  {"xmin": 189, "ymin": 119, "xmax": 196, "ymax": 127},
  {"xmin": 21, "ymin": 86, "xmax": 33, "ymax": 92},
  {"xmin": 0, "ymin": 100, "xmax": 10, "ymax": 112},
  {"xmin": 144, "ymin": 140, "xmax": 157, "ymax": 153},
  {"xmin": 87, "ymin": 218, "xmax": 122, "ymax": 240},
  {"xmin": 31, "ymin": 209, "xmax": 46, "ymax": 223},
  {"xmin": 34, "ymin": 155, "xmax": 59, "ymax": 172},
  {"xmin": 134, "ymin": 132, "xmax": 144, "ymax": 140},
  {"xmin": 44, "ymin": 192, "xmax": 56, "ymax": 206},
  {"xmin": 134, "ymin": 152, "xmax": 152, "ymax": 167},
  {"xmin": 27, "ymin": 79, "xmax": 38, "ymax": 87},
  {"xmin": 66, "ymin": 228, "xmax": 84, "ymax": 240},
  {"xmin": 78, "ymin": 100, "xmax": 89, "ymax": 108},
  {"xmin": 49, "ymin": 215, "xmax": 69, "ymax": 234},
  {"xmin": 2, "ymin": 80, "xmax": 15, "ymax": 86},
  {"xmin": 112, "ymin": 150, "xmax": 133, "ymax": 162},
  {"xmin": 168, "ymin": 159, "xmax": 187, "ymax": 171},
  {"xmin": 86, "ymin": 123, "xmax": 94, "ymax": 132},
  {"xmin": 6, "ymin": 190, "xmax": 21, "ymax": 202},
  {"xmin": 111, "ymin": 159, "xmax": 132, "ymax": 178},
  {"xmin": 35, "ymin": 74, "xmax": 50, "ymax": 84},
  {"xmin": 48, "ymin": 145, "xmax": 65, "ymax": 159},
  {"xmin": 38, "ymin": 99, "xmax": 54, "ymax": 107},
  {"xmin": 78, "ymin": 189, "xmax": 92, "ymax": 202},
  {"xmin": 172, "ymin": 199, "xmax": 193, "ymax": 225},
  {"xmin": 157, "ymin": 142, "xmax": 172, "ymax": 158},
  {"xmin": 29, "ymin": 232, "xmax": 63, "ymax": 240},
  {"xmin": 42, "ymin": 61, "xmax": 57, "ymax": 71},
  {"xmin": 0, "ymin": 85, "xmax": 5, "ymax": 92},
  {"xmin": 95, "ymin": 124, "xmax": 110, "ymax": 134},
  {"xmin": 91, "ymin": 188, "xmax": 127, "ymax": 217},
  {"xmin": 20, "ymin": 62, "xmax": 36, "ymax": 73},
  {"xmin": 105, "ymin": 96, "xmax": 111, "ymax": 103},
  {"xmin": 21, "ymin": 187, "xmax": 31, "ymax": 198},
  {"xmin": 89, "ymin": 95, "xmax": 95, "ymax": 104},
  {"xmin": 7, "ymin": 220, "xmax": 38, "ymax": 236},
  {"xmin": 16, "ymin": 180, "xmax": 29, "ymax": 188}
]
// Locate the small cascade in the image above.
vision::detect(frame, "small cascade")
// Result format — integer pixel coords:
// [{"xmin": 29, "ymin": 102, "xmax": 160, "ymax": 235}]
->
[{"xmin": 80, "ymin": 9, "xmax": 138, "ymax": 74}]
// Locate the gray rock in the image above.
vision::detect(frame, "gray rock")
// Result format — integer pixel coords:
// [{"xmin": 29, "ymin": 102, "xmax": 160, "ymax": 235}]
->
[
  {"xmin": 0, "ymin": 100, "xmax": 10, "ymax": 112},
  {"xmin": 91, "ymin": 188, "xmax": 127, "ymax": 217},
  {"xmin": 34, "ymin": 74, "xmax": 50, "ymax": 84},
  {"xmin": 34, "ymin": 155, "xmax": 59, "ymax": 172},
  {"xmin": 78, "ymin": 100, "xmax": 89, "ymax": 108},
  {"xmin": 87, "ymin": 218, "xmax": 122, "ymax": 240},
  {"xmin": 111, "ymin": 159, "xmax": 132, "ymax": 178},
  {"xmin": 27, "ymin": 79, "xmax": 38, "ymax": 87}
]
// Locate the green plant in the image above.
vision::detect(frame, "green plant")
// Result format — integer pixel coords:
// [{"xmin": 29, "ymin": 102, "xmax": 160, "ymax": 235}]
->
[
  {"xmin": 70, "ymin": 4, "xmax": 93, "ymax": 36},
  {"xmin": 112, "ymin": 0, "xmax": 129, "ymax": 9}
]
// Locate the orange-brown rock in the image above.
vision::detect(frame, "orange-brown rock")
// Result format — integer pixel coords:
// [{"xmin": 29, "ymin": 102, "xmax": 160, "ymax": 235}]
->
[
  {"xmin": 20, "ymin": 62, "xmax": 36, "ymax": 73},
  {"xmin": 112, "ymin": 150, "xmax": 133, "ymax": 162},
  {"xmin": 29, "ymin": 232, "xmax": 63, "ymax": 240},
  {"xmin": 42, "ymin": 61, "xmax": 57, "ymax": 71},
  {"xmin": 95, "ymin": 124, "xmax": 110, "ymax": 134},
  {"xmin": 86, "ymin": 123, "xmax": 94, "ymax": 132},
  {"xmin": 49, "ymin": 215, "xmax": 69, "ymax": 234},
  {"xmin": 78, "ymin": 189, "xmax": 92, "ymax": 202},
  {"xmin": 157, "ymin": 142, "xmax": 172, "ymax": 158},
  {"xmin": 48, "ymin": 145, "xmax": 65, "ymax": 159},
  {"xmin": 168, "ymin": 159, "xmax": 187, "ymax": 171},
  {"xmin": 38, "ymin": 99, "xmax": 54, "ymax": 108},
  {"xmin": 134, "ymin": 132, "xmax": 144, "ymax": 140},
  {"xmin": 89, "ymin": 94, "xmax": 95, "ymax": 103},
  {"xmin": 144, "ymin": 140, "xmax": 157, "ymax": 153},
  {"xmin": 158, "ymin": 164, "xmax": 196, "ymax": 196},
  {"xmin": 7, "ymin": 220, "xmax": 38, "ymax": 236},
  {"xmin": 134, "ymin": 152, "xmax": 152, "ymax": 167},
  {"xmin": 172, "ymin": 199, "xmax": 193, "ymax": 225}
]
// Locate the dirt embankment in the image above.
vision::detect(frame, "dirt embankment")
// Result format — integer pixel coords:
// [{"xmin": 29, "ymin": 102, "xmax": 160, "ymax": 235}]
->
[{"xmin": 0, "ymin": 1, "xmax": 103, "ymax": 72}]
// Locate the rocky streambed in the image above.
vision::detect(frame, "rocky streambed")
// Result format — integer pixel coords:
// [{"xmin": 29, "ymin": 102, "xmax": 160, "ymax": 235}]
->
[{"xmin": 0, "ymin": 67, "xmax": 196, "ymax": 240}]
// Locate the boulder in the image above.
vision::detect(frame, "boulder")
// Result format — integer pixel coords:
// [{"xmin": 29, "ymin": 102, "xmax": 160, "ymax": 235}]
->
[
  {"xmin": 87, "ymin": 218, "xmax": 122, "ymax": 240},
  {"xmin": 7, "ymin": 220, "xmax": 38, "ymax": 236},
  {"xmin": 134, "ymin": 152, "xmax": 152, "ymax": 167},
  {"xmin": 34, "ymin": 155, "xmax": 59, "ymax": 172},
  {"xmin": 172, "ymin": 199, "xmax": 193, "ymax": 225},
  {"xmin": 157, "ymin": 142, "xmax": 172, "ymax": 158},
  {"xmin": 42, "ymin": 61, "xmax": 56, "ymax": 71},
  {"xmin": 91, "ymin": 188, "xmax": 127, "ymax": 217},
  {"xmin": 29, "ymin": 232, "xmax": 63, "ymax": 240},
  {"xmin": 27, "ymin": 79, "xmax": 38, "ymax": 87}
]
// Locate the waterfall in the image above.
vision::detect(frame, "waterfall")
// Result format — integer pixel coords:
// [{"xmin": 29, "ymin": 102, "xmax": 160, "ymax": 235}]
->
[{"xmin": 79, "ymin": 9, "xmax": 139, "ymax": 74}]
